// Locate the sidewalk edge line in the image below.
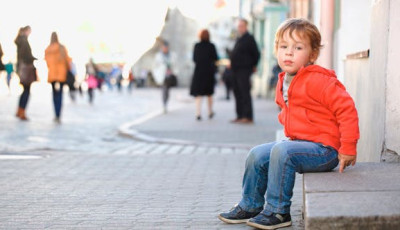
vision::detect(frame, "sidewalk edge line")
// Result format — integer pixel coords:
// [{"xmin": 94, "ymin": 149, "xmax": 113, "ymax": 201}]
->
[{"xmin": 118, "ymin": 106, "xmax": 253, "ymax": 149}]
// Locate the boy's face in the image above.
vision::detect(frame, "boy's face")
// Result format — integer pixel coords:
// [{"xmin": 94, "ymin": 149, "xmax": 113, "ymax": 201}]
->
[{"xmin": 276, "ymin": 31, "xmax": 316, "ymax": 75}]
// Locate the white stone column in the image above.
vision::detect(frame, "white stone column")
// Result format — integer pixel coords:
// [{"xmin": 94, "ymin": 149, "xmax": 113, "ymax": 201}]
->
[{"xmin": 317, "ymin": 0, "xmax": 335, "ymax": 69}]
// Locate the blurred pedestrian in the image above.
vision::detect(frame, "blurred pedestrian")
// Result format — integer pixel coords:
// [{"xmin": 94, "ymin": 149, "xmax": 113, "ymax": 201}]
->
[
  {"xmin": 0, "ymin": 42, "xmax": 4, "ymax": 72},
  {"xmin": 152, "ymin": 40, "xmax": 177, "ymax": 113},
  {"xmin": 45, "ymin": 32, "xmax": 71, "ymax": 123},
  {"xmin": 96, "ymin": 71, "xmax": 106, "ymax": 91},
  {"xmin": 190, "ymin": 29, "xmax": 219, "ymax": 121},
  {"xmin": 230, "ymin": 19, "xmax": 260, "ymax": 124},
  {"xmin": 15, "ymin": 26, "xmax": 37, "ymax": 121},
  {"xmin": 222, "ymin": 48, "xmax": 233, "ymax": 100},
  {"xmin": 110, "ymin": 64, "xmax": 123, "ymax": 92},
  {"xmin": 136, "ymin": 69, "xmax": 148, "ymax": 88},
  {"xmin": 128, "ymin": 67, "xmax": 135, "ymax": 93},
  {"xmin": 104, "ymin": 68, "xmax": 113, "ymax": 91},
  {"xmin": 4, "ymin": 61, "xmax": 14, "ymax": 92},
  {"xmin": 66, "ymin": 60, "xmax": 77, "ymax": 102},
  {"xmin": 222, "ymin": 66, "xmax": 232, "ymax": 100},
  {"xmin": 85, "ymin": 58, "xmax": 98, "ymax": 104},
  {"xmin": 268, "ymin": 61, "xmax": 282, "ymax": 98},
  {"xmin": 0, "ymin": 44, "xmax": 12, "ymax": 92}
]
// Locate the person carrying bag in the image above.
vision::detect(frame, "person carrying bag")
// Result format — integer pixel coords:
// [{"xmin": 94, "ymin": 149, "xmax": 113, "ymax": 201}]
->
[
  {"xmin": 15, "ymin": 25, "xmax": 37, "ymax": 121},
  {"xmin": 152, "ymin": 40, "xmax": 178, "ymax": 113}
]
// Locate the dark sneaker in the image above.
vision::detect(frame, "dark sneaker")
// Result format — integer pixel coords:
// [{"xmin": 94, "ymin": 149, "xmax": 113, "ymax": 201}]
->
[
  {"xmin": 218, "ymin": 205, "xmax": 262, "ymax": 224},
  {"xmin": 247, "ymin": 212, "xmax": 291, "ymax": 229}
]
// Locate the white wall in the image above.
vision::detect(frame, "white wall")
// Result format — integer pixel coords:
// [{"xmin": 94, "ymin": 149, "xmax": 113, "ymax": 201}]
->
[
  {"xmin": 344, "ymin": 57, "xmax": 383, "ymax": 162},
  {"xmin": 385, "ymin": 0, "xmax": 400, "ymax": 156},
  {"xmin": 334, "ymin": 0, "xmax": 371, "ymax": 82},
  {"xmin": 312, "ymin": 0, "xmax": 371, "ymax": 81}
]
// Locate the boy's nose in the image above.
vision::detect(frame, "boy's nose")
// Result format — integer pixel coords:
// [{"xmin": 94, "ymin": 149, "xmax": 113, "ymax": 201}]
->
[
  {"xmin": 285, "ymin": 47, "xmax": 294, "ymax": 56},
  {"xmin": 285, "ymin": 51, "xmax": 293, "ymax": 56}
]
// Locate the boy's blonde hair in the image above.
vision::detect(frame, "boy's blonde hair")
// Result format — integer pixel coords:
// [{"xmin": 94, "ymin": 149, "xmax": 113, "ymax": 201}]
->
[{"xmin": 274, "ymin": 18, "xmax": 323, "ymax": 60}]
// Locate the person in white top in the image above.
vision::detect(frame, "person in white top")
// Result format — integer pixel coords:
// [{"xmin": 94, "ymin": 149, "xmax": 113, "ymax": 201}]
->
[{"xmin": 152, "ymin": 40, "xmax": 177, "ymax": 113}]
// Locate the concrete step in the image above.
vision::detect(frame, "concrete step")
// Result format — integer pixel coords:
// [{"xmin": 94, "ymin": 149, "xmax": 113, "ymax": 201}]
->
[{"xmin": 303, "ymin": 162, "xmax": 400, "ymax": 230}]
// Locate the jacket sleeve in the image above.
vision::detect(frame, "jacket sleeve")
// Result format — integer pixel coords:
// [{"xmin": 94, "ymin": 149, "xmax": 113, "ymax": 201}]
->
[
  {"xmin": 21, "ymin": 41, "xmax": 36, "ymax": 64},
  {"xmin": 249, "ymin": 36, "xmax": 260, "ymax": 68},
  {"xmin": 321, "ymin": 79, "xmax": 360, "ymax": 155}
]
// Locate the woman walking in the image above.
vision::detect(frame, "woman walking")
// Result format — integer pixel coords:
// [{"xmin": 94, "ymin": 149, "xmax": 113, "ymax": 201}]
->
[
  {"xmin": 152, "ymin": 40, "xmax": 177, "ymax": 114},
  {"xmin": 45, "ymin": 32, "xmax": 71, "ymax": 123},
  {"xmin": 190, "ymin": 29, "xmax": 219, "ymax": 120},
  {"xmin": 15, "ymin": 26, "xmax": 37, "ymax": 121}
]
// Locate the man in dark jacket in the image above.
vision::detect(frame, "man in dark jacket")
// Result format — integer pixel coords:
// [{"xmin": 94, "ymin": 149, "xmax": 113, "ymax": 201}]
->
[{"xmin": 230, "ymin": 19, "xmax": 260, "ymax": 124}]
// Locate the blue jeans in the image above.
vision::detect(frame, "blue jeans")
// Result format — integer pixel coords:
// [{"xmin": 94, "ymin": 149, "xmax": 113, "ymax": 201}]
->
[
  {"xmin": 19, "ymin": 84, "xmax": 31, "ymax": 109},
  {"xmin": 238, "ymin": 140, "xmax": 339, "ymax": 214},
  {"xmin": 51, "ymin": 82, "xmax": 64, "ymax": 118},
  {"xmin": 6, "ymin": 73, "xmax": 12, "ymax": 88}
]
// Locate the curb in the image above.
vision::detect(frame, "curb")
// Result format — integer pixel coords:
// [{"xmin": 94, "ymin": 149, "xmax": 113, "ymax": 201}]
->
[{"xmin": 118, "ymin": 106, "xmax": 254, "ymax": 149}]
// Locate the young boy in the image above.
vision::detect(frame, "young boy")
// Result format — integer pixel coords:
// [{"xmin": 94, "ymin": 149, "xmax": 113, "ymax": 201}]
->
[{"xmin": 218, "ymin": 18, "xmax": 359, "ymax": 229}]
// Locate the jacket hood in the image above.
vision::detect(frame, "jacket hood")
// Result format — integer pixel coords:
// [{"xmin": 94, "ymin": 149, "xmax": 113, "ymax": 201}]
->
[
  {"xmin": 46, "ymin": 43, "xmax": 62, "ymax": 51},
  {"xmin": 278, "ymin": 64, "xmax": 337, "ymax": 81},
  {"xmin": 298, "ymin": 64, "xmax": 337, "ymax": 78}
]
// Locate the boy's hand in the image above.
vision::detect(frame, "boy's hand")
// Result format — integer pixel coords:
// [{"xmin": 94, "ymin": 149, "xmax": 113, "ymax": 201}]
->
[{"xmin": 338, "ymin": 153, "xmax": 356, "ymax": 173}]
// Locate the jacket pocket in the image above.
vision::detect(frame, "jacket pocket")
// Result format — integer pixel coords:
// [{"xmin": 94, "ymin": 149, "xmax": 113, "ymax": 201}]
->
[{"xmin": 291, "ymin": 108, "xmax": 320, "ymax": 134}]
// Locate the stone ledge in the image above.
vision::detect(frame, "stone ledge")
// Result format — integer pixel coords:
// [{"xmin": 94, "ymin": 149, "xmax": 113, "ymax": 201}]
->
[{"xmin": 303, "ymin": 162, "xmax": 400, "ymax": 230}]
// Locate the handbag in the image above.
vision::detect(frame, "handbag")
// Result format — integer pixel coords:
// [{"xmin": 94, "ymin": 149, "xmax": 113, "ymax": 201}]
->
[
  {"xmin": 87, "ymin": 75, "xmax": 98, "ymax": 88},
  {"xmin": 19, "ymin": 63, "xmax": 37, "ymax": 85},
  {"xmin": 164, "ymin": 74, "xmax": 178, "ymax": 87}
]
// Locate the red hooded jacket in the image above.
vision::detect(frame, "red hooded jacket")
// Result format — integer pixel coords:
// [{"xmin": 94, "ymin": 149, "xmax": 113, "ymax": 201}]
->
[{"xmin": 275, "ymin": 65, "xmax": 360, "ymax": 156}]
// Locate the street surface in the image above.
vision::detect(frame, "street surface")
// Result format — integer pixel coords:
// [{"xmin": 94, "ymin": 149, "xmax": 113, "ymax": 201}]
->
[{"xmin": 0, "ymin": 80, "xmax": 304, "ymax": 229}]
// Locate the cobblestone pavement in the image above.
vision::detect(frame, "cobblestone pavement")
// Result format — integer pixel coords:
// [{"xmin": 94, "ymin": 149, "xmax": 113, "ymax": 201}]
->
[{"xmin": 0, "ymin": 82, "xmax": 304, "ymax": 229}]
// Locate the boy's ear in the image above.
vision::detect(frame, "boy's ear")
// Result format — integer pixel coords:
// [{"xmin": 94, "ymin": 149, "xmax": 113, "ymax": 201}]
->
[{"xmin": 310, "ymin": 50, "xmax": 319, "ymax": 63}]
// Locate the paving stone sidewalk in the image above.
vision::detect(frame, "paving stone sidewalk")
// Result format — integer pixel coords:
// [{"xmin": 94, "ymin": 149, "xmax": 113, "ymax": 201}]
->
[{"xmin": 0, "ymin": 83, "xmax": 304, "ymax": 229}]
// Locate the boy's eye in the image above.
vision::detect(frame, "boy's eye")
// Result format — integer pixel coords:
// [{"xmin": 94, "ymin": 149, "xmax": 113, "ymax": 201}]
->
[
  {"xmin": 295, "ymin": 47, "xmax": 303, "ymax": 50},
  {"xmin": 280, "ymin": 45, "xmax": 287, "ymax": 49}
]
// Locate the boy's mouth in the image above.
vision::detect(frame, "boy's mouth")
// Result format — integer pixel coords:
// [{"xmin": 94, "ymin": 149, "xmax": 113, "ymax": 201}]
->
[{"xmin": 284, "ymin": 60, "xmax": 293, "ymax": 65}]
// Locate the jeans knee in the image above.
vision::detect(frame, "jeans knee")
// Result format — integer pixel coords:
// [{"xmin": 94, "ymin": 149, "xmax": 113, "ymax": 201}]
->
[
  {"xmin": 247, "ymin": 148, "xmax": 258, "ymax": 165},
  {"xmin": 270, "ymin": 144, "xmax": 290, "ymax": 164},
  {"xmin": 246, "ymin": 146, "xmax": 269, "ymax": 169}
]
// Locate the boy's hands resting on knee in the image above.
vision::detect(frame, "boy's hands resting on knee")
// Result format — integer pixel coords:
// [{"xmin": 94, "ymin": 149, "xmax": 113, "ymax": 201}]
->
[{"xmin": 338, "ymin": 154, "xmax": 356, "ymax": 173}]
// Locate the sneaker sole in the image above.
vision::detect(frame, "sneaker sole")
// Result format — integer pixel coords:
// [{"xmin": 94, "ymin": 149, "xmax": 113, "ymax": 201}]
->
[
  {"xmin": 247, "ymin": 220, "xmax": 292, "ymax": 229},
  {"xmin": 218, "ymin": 215, "xmax": 249, "ymax": 224}
]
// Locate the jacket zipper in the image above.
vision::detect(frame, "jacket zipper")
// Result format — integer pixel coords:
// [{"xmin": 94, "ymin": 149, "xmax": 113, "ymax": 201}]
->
[{"xmin": 285, "ymin": 68, "xmax": 304, "ymax": 139}]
